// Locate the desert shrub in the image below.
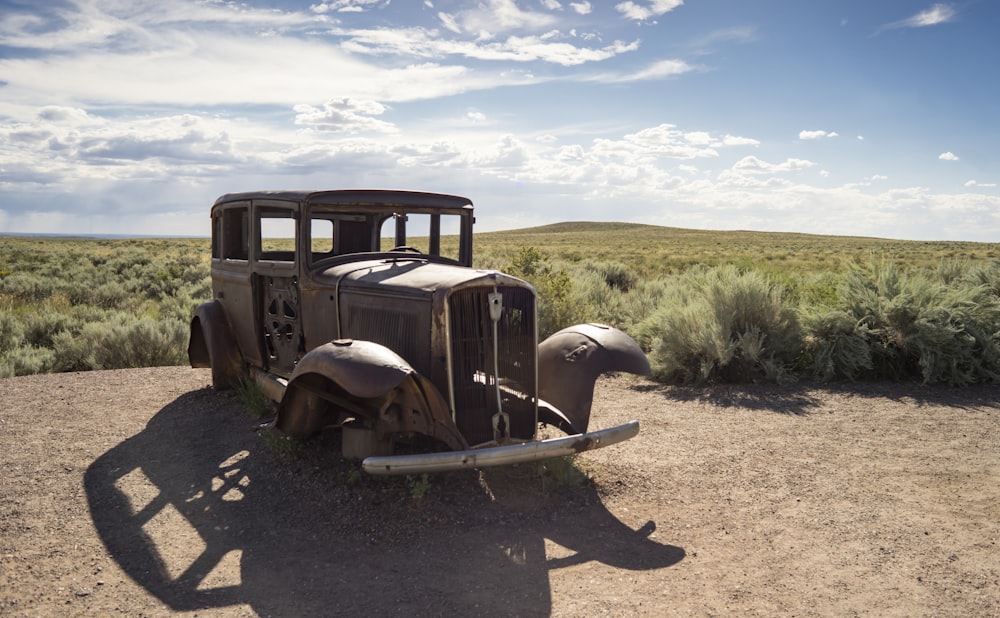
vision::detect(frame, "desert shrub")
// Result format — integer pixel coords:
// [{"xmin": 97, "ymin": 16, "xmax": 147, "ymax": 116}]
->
[
  {"xmin": 825, "ymin": 258, "xmax": 1000, "ymax": 385},
  {"xmin": 640, "ymin": 265, "xmax": 801, "ymax": 384},
  {"xmin": 799, "ymin": 309, "xmax": 873, "ymax": 381},
  {"xmin": 962, "ymin": 259, "xmax": 1000, "ymax": 297},
  {"xmin": 51, "ymin": 316, "xmax": 188, "ymax": 371},
  {"xmin": 616, "ymin": 277, "xmax": 674, "ymax": 347},
  {"xmin": 0, "ymin": 272, "xmax": 55, "ymax": 302},
  {"xmin": 20, "ymin": 309, "xmax": 83, "ymax": 349},
  {"xmin": 0, "ymin": 344, "xmax": 57, "ymax": 377},
  {"xmin": 587, "ymin": 260, "xmax": 637, "ymax": 292},
  {"xmin": 0, "ymin": 311, "xmax": 24, "ymax": 354}
]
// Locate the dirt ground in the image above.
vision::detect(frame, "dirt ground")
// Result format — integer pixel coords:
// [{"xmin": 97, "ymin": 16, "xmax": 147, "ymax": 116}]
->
[{"xmin": 1, "ymin": 366, "xmax": 998, "ymax": 617}]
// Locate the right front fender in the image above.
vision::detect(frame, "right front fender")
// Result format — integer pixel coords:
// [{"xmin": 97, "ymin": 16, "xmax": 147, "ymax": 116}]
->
[
  {"xmin": 538, "ymin": 323, "xmax": 650, "ymax": 434},
  {"xmin": 274, "ymin": 340, "xmax": 467, "ymax": 451}
]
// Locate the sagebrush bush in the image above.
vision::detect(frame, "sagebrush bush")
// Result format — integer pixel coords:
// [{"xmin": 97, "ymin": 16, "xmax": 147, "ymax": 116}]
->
[
  {"xmin": 824, "ymin": 258, "xmax": 1000, "ymax": 385},
  {"xmin": 799, "ymin": 309, "xmax": 873, "ymax": 381},
  {"xmin": 639, "ymin": 265, "xmax": 801, "ymax": 384},
  {"xmin": 0, "ymin": 237, "xmax": 210, "ymax": 377}
]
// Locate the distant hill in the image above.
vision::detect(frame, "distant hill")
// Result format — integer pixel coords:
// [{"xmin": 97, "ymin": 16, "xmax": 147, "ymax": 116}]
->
[{"xmin": 475, "ymin": 222, "xmax": 999, "ymax": 276}]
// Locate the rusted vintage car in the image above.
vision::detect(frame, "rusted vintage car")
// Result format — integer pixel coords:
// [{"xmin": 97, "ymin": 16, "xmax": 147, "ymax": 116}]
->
[{"xmin": 188, "ymin": 190, "xmax": 649, "ymax": 474}]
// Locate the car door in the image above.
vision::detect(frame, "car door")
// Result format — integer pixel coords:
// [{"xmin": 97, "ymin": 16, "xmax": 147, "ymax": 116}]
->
[{"xmin": 252, "ymin": 201, "xmax": 301, "ymax": 377}]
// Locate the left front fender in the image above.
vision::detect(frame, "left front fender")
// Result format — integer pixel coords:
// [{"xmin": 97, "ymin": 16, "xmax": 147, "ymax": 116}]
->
[
  {"xmin": 274, "ymin": 339, "xmax": 467, "ymax": 451},
  {"xmin": 538, "ymin": 323, "xmax": 650, "ymax": 434}
]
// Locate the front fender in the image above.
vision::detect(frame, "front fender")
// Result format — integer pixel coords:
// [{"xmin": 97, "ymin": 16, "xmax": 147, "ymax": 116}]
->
[
  {"xmin": 538, "ymin": 323, "xmax": 650, "ymax": 434},
  {"xmin": 274, "ymin": 340, "xmax": 467, "ymax": 451},
  {"xmin": 188, "ymin": 300, "xmax": 243, "ymax": 390}
]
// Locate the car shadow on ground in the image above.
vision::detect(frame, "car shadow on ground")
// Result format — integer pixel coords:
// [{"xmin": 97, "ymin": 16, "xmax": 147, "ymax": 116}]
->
[{"xmin": 85, "ymin": 389, "xmax": 684, "ymax": 616}]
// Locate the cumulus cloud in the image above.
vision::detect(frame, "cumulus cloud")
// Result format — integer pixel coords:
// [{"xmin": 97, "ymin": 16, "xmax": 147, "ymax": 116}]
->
[
  {"xmin": 799, "ymin": 130, "xmax": 839, "ymax": 140},
  {"xmin": 439, "ymin": 0, "xmax": 560, "ymax": 34},
  {"xmin": 965, "ymin": 180, "xmax": 997, "ymax": 188},
  {"xmin": 293, "ymin": 98, "xmax": 398, "ymax": 133},
  {"xmin": 570, "ymin": 2, "xmax": 593, "ymax": 15},
  {"xmin": 939, "ymin": 151, "xmax": 959, "ymax": 161}
]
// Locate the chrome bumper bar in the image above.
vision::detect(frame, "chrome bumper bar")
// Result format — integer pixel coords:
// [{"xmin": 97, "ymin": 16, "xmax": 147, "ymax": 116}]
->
[{"xmin": 361, "ymin": 420, "xmax": 639, "ymax": 476}]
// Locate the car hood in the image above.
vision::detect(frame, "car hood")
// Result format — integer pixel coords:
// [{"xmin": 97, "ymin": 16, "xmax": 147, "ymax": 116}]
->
[{"xmin": 315, "ymin": 256, "xmax": 531, "ymax": 295}]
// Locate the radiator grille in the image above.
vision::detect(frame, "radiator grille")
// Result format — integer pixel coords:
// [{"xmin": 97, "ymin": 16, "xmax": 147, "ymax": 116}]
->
[
  {"xmin": 448, "ymin": 285, "xmax": 536, "ymax": 445},
  {"xmin": 345, "ymin": 309, "xmax": 422, "ymax": 372}
]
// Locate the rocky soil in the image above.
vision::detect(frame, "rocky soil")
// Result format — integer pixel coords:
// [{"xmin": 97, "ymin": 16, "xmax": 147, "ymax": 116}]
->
[{"xmin": 2, "ymin": 367, "xmax": 998, "ymax": 616}]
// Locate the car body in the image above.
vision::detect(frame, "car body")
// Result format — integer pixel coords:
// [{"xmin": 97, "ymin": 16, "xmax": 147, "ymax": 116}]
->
[{"xmin": 188, "ymin": 189, "xmax": 649, "ymax": 474}]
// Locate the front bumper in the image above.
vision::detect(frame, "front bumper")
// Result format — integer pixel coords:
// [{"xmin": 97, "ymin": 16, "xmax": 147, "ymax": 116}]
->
[{"xmin": 361, "ymin": 420, "xmax": 640, "ymax": 475}]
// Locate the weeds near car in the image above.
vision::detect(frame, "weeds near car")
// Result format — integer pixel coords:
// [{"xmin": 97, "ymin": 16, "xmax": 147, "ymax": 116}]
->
[
  {"xmin": 233, "ymin": 377, "xmax": 272, "ymax": 419},
  {"xmin": 406, "ymin": 473, "xmax": 432, "ymax": 500},
  {"xmin": 536, "ymin": 455, "xmax": 589, "ymax": 493},
  {"xmin": 260, "ymin": 428, "xmax": 302, "ymax": 457}
]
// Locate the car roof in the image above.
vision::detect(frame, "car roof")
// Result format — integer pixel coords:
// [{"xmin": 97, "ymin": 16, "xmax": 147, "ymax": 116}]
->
[{"xmin": 213, "ymin": 189, "xmax": 473, "ymax": 210}]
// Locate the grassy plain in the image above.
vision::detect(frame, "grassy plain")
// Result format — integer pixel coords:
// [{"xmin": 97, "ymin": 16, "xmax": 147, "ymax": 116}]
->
[
  {"xmin": 3, "ymin": 225, "xmax": 1000, "ymax": 382},
  {"xmin": 473, "ymin": 222, "xmax": 1000, "ymax": 276}
]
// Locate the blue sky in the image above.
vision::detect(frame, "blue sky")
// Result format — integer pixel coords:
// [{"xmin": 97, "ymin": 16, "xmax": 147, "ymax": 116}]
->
[{"xmin": 1, "ymin": 0, "xmax": 997, "ymax": 240}]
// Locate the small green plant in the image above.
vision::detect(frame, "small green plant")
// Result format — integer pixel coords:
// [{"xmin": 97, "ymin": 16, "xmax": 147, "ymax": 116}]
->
[
  {"xmin": 260, "ymin": 428, "xmax": 302, "ymax": 456},
  {"xmin": 536, "ymin": 455, "xmax": 588, "ymax": 493},
  {"xmin": 234, "ymin": 378, "xmax": 272, "ymax": 419},
  {"xmin": 405, "ymin": 473, "xmax": 432, "ymax": 500},
  {"xmin": 344, "ymin": 469, "xmax": 363, "ymax": 486}
]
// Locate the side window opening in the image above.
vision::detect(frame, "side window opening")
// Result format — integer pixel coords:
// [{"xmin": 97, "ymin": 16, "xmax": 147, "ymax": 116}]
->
[
  {"xmin": 307, "ymin": 214, "xmax": 377, "ymax": 263},
  {"xmin": 257, "ymin": 208, "xmax": 296, "ymax": 262},
  {"xmin": 221, "ymin": 207, "xmax": 249, "ymax": 261},
  {"xmin": 310, "ymin": 218, "xmax": 336, "ymax": 261}
]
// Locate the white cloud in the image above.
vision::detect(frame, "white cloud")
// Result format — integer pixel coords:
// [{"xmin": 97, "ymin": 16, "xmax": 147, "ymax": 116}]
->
[
  {"xmin": 438, "ymin": 12, "xmax": 462, "ymax": 34},
  {"xmin": 939, "ymin": 151, "xmax": 959, "ymax": 161},
  {"xmin": 799, "ymin": 130, "xmax": 839, "ymax": 140},
  {"xmin": 311, "ymin": 1, "xmax": 389, "ymax": 14},
  {"xmin": 721, "ymin": 135, "xmax": 760, "ymax": 147},
  {"xmin": 888, "ymin": 3, "xmax": 957, "ymax": 29},
  {"xmin": 600, "ymin": 58, "xmax": 693, "ymax": 82},
  {"xmin": 965, "ymin": 180, "xmax": 997, "ymax": 188},
  {"xmin": 335, "ymin": 25, "xmax": 640, "ymax": 66},
  {"xmin": 444, "ymin": 0, "xmax": 560, "ymax": 33},
  {"xmin": 293, "ymin": 98, "xmax": 398, "ymax": 133},
  {"xmin": 570, "ymin": 2, "xmax": 593, "ymax": 15},
  {"xmin": 731, "ymin": 156, "xmax": 815, "ymax": 174},
  {"xmin": 615, "ymin": 0, "xmax": 684, "ymax": 22}
]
